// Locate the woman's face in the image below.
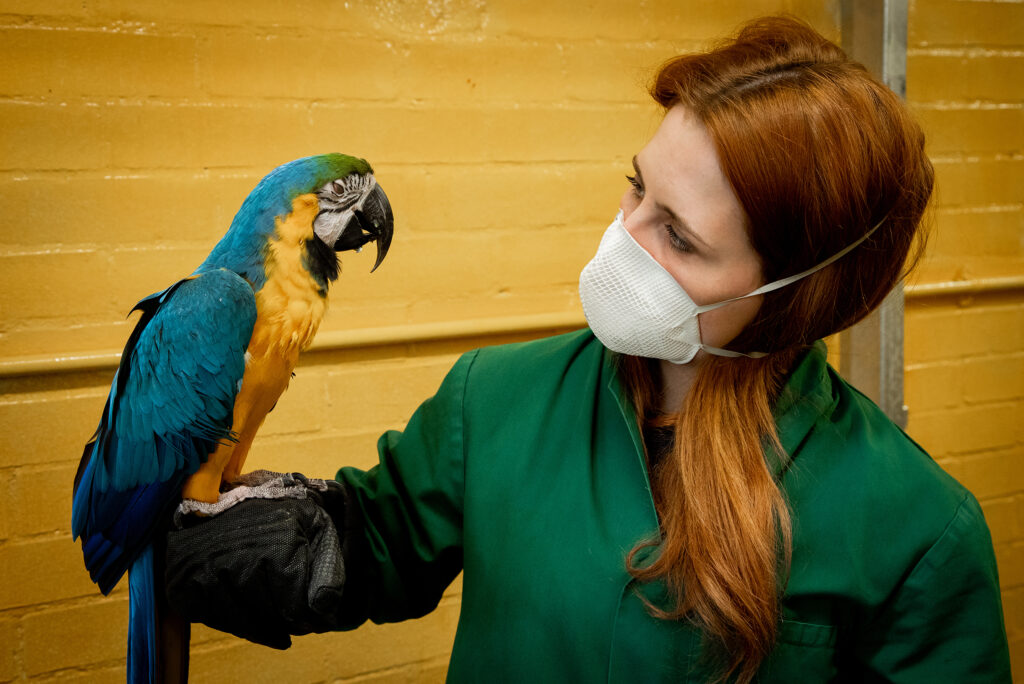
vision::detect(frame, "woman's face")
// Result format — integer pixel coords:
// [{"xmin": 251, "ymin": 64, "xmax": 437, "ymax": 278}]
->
[{"xmin": 620, "ymin": 104, "xmax": 764, "ymax": 356}]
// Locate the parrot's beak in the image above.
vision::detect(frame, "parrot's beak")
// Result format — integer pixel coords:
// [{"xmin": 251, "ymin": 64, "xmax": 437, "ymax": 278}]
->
[{"xmin": 332, "ymin": 183, "xmax": 394, "ymax": 272}]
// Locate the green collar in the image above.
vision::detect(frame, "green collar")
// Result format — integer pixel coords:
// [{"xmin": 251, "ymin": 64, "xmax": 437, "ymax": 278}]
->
[
  {"xmin": 604, "ymin": 341, "xmax": 836, "ymax": 480},
  {"xmin": 768, "ymin": 341, "xmax": 837, "ymax": 477}
]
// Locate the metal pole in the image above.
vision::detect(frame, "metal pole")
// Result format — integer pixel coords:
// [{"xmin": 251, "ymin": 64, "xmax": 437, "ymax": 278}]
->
[{"xmin": 838, "ymin": 0, "xmax": 910, "ymax": 428}]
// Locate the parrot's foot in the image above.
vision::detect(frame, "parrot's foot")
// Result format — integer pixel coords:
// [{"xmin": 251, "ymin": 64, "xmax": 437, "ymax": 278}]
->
[{"xmin": 174, "ymin": 471, "xmax": 328, "ymax": 523}]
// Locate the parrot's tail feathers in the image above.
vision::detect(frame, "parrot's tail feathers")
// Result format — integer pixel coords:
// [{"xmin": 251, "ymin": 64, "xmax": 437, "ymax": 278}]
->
[{"xmin": 128, "ymin": 546, "xmax": 157, "ymax": 684}]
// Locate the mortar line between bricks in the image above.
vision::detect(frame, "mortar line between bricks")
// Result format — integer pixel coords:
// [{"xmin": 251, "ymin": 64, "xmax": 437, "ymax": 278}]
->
[
  {"xmin": 0, "ymin": 94, "xmax": 650, "ymax": 110},
  {"xmin": 935, "ymin": 204, "xmax": 1024, "ymax": 215},
  {"xmin": 930, "ymin": 152, "xmax": 1024, "ymax": 162},
  {"xmin": 23, "ymin": 659, "xmax": 126, "ymax": 681},
  {"xmin": 0, "ymin": 243, "xmax": 212, "ymax": 257},
  {"xmin": 0, "ymin": 587, "xmax": 128, "ymax": 615},
  {"xmin": 8, "ymin": 609, "xmax": 24, "ymax": 682},
  {"xmin": 0, "ymin": 158, "xmax": 628, "ymax": 178},
  {"xmin": 910, "ymin": 101, "xmax": 1024, "ymax": 110},
  {"xmin": 937, "ymin": 448, "xmax": 1024, "ymax": 464},
  {"xmin": 911, "ymin": 42, "xmax": 1024, "ymax": 51},
  {"xmin": 0, "ymin": 18, "xmax": 707, "ymax": 49},
  {"xmin": 989, "ymin": 537, "xmax": 1023, "ymax": 547},
  {"xmin": 0, "ymin": 223, "xmax": 601, "ymax": 254},
  {"xmin": 329, "ymin": 654, "xmax": 454, "ymax": 683},
  {"xmin": 0, "ymin": 530, "xmax": 75, "ymax": 548},
  {"xmin": 907, "ymin": 351, "xmax": 1024, "ymax": 369},
  {"xmin": 913, "ymin": 398, "xmax": 1024, "ymax": 415},
  {"xmin": 909, "ymin": 47, "xmax": 1024, "ymax": 57},
  {"xmin": 0, "ymin": 462, "xmax": 81, "ymax": 477},
  {"xmin": 0, "ymin": 160, "xmax": 636, "ymax": 178},
  {"xmin": 978, "ymin": 492, "xmax": 1024, "ymax": 505}
]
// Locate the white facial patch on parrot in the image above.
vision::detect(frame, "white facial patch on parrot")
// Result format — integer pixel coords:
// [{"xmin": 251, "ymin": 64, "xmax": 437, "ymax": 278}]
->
[{"xmin": 313, "ymin": 173, "xmax": 378, "ymax": 248}]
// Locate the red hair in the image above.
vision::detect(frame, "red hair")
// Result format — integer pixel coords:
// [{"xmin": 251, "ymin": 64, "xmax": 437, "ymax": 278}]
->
[{"xmin": 623, "ymin": 16, "xmax": 934, "ymax": 682}]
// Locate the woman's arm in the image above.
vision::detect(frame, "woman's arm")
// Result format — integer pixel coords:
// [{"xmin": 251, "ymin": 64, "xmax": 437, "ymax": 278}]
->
[
  {"xmin": 164, "ymin": 351, "xmax": 475, "ymax": 643},
  {"xmin": 331, "ymin": 351, "xmax": 474, "ymax": 627},
  {"xmin": 850, "ymin": 493, "xmax": 1011, "ymax": 682}
]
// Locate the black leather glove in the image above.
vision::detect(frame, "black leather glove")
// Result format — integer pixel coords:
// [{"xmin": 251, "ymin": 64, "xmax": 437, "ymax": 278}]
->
[{"xmin": 164, "ymin": 471, "xmax": 350, "ymax": 649}]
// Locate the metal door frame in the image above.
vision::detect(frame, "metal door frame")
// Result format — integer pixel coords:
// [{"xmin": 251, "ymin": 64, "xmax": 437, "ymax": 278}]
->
[{"xmin": 838, "ymin": 0, "xmax": 910, "ymax": 428}]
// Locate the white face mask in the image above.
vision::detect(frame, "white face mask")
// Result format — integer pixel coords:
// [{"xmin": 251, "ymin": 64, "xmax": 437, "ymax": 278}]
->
[{"xmin": 578, "ymin": 211, "xmax": 882, "ymax": 364}]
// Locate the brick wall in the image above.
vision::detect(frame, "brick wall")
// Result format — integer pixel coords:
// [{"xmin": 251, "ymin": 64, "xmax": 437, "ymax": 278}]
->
[
  {"xmin": 903, "ymin": 0, "xmax": 1024, "ymax": 678},
  {"xmin": 1, "ymin": 0, "xmax": 1019, "ymax": 681}
]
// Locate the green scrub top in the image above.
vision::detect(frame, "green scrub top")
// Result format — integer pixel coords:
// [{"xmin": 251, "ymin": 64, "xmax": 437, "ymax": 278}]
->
[{"xmin": 336, "ymin": 330, "xmax": 1011, "ymax": 682}]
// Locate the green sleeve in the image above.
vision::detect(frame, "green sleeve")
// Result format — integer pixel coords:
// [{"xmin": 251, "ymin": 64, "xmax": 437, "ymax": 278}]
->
[
  {"xmin": 332, "ymin": 351, "xmax": 474, "ymax": 627},
  {"xmin": 853, "ymin": 493, "xmax": 1011, "ymax": 682}
]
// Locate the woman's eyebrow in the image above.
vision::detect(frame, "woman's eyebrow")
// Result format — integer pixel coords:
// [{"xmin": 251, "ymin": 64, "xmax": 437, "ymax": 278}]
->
[
  {"xmin": 631, "ymin": 155, "xmax": 644, "ymax": 185},
  {"xmin": 633, "ymin": 154, "xmax": 710, "ymax": 250}
]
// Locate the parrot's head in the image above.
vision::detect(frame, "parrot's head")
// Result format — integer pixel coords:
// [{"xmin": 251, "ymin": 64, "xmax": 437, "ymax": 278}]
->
[
  {"xmin": 309, "ymin": 156, "xmax": 394, "ymax": 273},
  {"xmin": 214, "ymin": 153, "xmax": 394, "ymax": 291}
]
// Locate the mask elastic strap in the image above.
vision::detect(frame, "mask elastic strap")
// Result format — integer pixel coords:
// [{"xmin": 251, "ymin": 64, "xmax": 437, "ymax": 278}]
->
[
  {"xmin": 694, "ymin": 216, "xmax": 886, "ymax": 315},
  {"xmin": 696, "ymin": 344, "xmax": 768, "ymax": 359}
]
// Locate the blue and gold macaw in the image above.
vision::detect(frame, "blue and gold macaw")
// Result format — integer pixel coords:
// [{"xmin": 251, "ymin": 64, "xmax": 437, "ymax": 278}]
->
[{"xmin": 71, "ymin": 154, "xmax": 393, "ymax": 683}]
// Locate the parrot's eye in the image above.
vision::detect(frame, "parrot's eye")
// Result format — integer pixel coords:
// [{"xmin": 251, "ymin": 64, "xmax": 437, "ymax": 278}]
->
[{"xmin": 320, "ymin": 173, "xmax": 375, "ymax": 210}]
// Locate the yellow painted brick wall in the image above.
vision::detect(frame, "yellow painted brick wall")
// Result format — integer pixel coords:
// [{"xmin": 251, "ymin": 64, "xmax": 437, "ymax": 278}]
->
[
  {"xmin": 1, "ymin": 0, "xmax": 1019, "ymax": 681},
  {"xmin": 903, "ymin": 0, "xmax": 1024, "ymax": 679},
  {"xmin": 0, "ymin": 1, "xmax": 838, "ymax": 681}
]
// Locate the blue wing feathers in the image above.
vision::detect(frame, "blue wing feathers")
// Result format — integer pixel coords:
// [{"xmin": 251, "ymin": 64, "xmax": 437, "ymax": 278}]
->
[{"xmin": 72, "ymin": 269, "xmax": 257, "ymax": 595}]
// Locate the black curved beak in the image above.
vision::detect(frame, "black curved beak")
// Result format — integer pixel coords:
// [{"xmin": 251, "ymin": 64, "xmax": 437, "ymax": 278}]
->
[{"xmin": 332, "ymin": 183, "xmax": 394, "ymax": 272}]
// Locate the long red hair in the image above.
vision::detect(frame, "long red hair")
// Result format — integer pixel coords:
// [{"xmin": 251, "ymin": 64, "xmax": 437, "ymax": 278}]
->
[{"xmin": 622, "ymin": 16, "xmax": 934, "ymax": 682}]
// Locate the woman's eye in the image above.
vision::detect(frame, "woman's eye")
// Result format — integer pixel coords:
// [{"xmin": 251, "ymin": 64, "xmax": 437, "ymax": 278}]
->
[
  {"xmin": 625, "ymin": 174, "xmax": 644, "ymax": 198},
  {"xmin": 664, "ymin": 225, "xmax": 695, "ymax": 254}
]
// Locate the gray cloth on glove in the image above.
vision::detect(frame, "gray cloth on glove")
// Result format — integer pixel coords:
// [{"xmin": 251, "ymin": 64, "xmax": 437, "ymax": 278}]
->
[{"xmin": 173, "ymin": 470, "xmax": 330, "ymax": 521}]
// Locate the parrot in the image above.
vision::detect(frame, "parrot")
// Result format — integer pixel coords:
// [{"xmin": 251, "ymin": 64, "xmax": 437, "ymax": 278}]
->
[{"xmin": 70, "ymin": 153, "xmax": 394, "ymax": 683}]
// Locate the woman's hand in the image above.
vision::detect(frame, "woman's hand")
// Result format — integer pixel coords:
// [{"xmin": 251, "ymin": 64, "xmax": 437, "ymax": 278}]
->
[{"xmin": 163, "ymin": 472, "xmax": 349, "ymax": 649}]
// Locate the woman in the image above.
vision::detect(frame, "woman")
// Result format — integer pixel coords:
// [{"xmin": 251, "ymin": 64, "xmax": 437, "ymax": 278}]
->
[{"xmin": 166, "ymin": 16, "xmax": 1011, "ymax": 682}]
